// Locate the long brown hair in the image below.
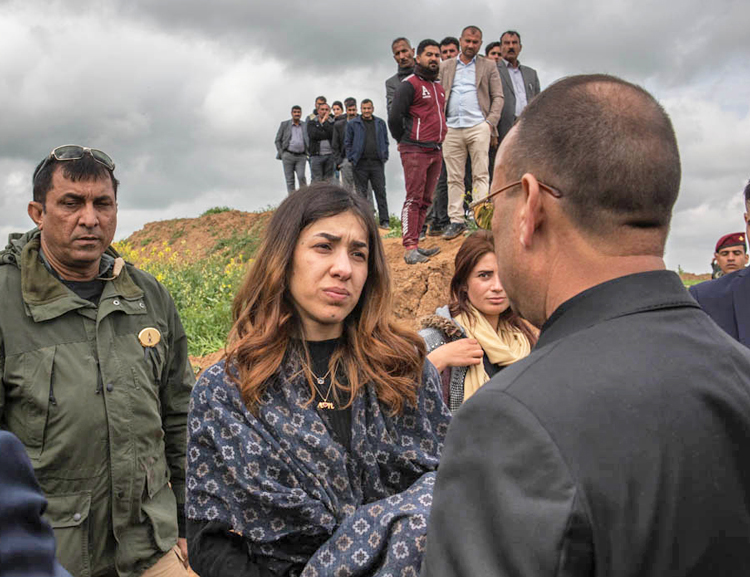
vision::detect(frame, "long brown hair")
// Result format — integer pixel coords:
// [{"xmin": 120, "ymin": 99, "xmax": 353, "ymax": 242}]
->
[
  {"xmin": 226, "ymin": 183, "xmax": 426, "ymax": 414},
  {"xmin": 448, "ymin": 230, "xmax": 538, "ymax": 345}
]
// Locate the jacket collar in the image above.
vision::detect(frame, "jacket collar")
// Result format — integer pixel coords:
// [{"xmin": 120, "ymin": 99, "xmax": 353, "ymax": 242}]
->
[
  {"xmin": 536, "ymin": 270, "xmax": 698, "ymax": 350},
  {"xmin": 19, "ymin": 232, "xmax": 144, "ymax": 322}
]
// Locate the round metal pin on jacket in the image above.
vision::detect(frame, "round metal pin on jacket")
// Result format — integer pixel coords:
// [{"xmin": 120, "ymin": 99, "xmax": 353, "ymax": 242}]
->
[{"xmin": 138, "ymin": 327, "xmax": 161, "ymax": 347}]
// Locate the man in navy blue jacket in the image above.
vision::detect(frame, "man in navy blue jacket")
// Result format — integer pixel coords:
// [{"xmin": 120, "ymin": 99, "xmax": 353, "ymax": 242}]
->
[
  {"xmin": 690, "ymin": 179, "xmax": 750, "ymax": 347},
  {"xmin": 0, "ymin": 431, "xmax": 70, "ymax": 577},
  {"xmin": 345, "ymin": 99, "xmax": 390, "ymax": 229}
]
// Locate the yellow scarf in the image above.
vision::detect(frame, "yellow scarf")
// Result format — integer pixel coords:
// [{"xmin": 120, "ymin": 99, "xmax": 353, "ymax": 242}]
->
[{"xmin": 454, "ymin": 305, "xmax": 531, "ymax": 402}]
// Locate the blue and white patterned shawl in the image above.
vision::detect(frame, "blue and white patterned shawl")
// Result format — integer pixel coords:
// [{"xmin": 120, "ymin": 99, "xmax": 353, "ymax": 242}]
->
[{"xmin": 186, "ymin": 358, "xmax": 451, "ymax": 577}]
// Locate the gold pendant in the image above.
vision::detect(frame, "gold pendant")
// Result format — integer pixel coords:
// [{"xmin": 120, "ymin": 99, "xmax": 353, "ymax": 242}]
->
[{"xmin": 317, "ymin": 401, "xmax": 335, "ymax": 410}]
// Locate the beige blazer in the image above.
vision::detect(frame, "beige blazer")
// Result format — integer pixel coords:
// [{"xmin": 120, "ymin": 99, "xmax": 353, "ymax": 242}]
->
[{"xmin": 439, "ymin": 55, "xmax": 504, "ymax": 137}]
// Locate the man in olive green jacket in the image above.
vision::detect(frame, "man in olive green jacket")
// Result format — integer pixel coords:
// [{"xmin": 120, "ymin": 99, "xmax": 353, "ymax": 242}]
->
[{"xmin": 0, "ymin": 146, "xmax": 194, "ymax": 577}]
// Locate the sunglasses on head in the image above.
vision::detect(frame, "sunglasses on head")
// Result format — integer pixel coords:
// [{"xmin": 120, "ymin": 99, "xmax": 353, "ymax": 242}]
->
[
  {"xmin": 33, "ymin": 145, "xmax": 116, "ymax": 181},
  {"xmin": 469, "ymin": 179, "xmax": 564, "ymax": 230}
]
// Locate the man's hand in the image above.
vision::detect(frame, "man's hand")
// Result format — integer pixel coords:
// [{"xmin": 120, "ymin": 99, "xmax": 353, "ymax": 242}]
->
[
  {"xmin": 491, "ymin": 135, "xmax": 499, "ymax": 148},
  {"xmin": 176, "ymin": 538, "xmax": 189, "ymax": 568}
]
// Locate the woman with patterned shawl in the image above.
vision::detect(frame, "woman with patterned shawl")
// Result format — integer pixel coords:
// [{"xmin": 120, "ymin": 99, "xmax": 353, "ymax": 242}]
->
[{"xmin": 186, "ymin": 183, "xmax": 451, "ymax": 577}]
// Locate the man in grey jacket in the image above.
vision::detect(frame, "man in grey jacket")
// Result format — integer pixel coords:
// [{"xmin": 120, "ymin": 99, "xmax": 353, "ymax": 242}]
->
[
  {"xmin": 496, "ymin": 30, "xmax": 541, "ymax": 143},
  {"xmin": 274, "ymin": 105, "xmax": 309, "ymax": 193}
]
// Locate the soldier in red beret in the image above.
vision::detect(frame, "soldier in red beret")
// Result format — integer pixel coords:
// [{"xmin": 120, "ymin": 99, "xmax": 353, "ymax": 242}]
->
[{"xmin": 713, "ymin": 232, "xmax": 748, "ymax": 277}]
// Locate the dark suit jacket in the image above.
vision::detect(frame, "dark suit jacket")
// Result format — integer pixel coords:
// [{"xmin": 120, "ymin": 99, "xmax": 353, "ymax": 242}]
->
[
  {"xmin": 690, "ymin": 267, "xmax": 750, "ymax": 346},
  {"xmin": 496, "ymin": 60, "xmax": 540, "ymax": 142},
  {"xmin": 0, "ymin": 431, "xmax": 70, "ymax": 577},
  {"xmin": 438, "ymin": 55, "xmax": 504, "ymax": 137},
  {"xmin": 423, "ymin": 271, "xmax": 750, "ymax": 577},
  {"xmin": 274, "ymin": 119, "xmax": 309, "ymax": 159}
]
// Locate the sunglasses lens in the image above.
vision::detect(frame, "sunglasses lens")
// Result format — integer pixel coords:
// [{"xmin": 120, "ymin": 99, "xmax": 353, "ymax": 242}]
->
[
  {"xmin": 90, "ymin": 149, "xmax": 115, "ymax": 171},
  {"xmin": 53, "ymin": 145, "xmax": 85, "ymax": 160},
  {"xmin": 474, "ymin": 203, "xmax": 493, "ymax": 230}
]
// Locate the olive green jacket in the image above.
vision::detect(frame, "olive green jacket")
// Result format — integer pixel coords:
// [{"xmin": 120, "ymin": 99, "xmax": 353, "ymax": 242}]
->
[{"xmin": 0, "ymin": 230, "xmax": 194, "ymax": 577}]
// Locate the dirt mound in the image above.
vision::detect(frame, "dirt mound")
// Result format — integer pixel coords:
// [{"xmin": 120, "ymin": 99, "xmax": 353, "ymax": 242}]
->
[
  {"xmin": 680, "ymin": 272, "xmax": 711, "ymax": 282},
  {"xmin": 125, "ymin": 209, "xmax": 272, "ymax": 262}
]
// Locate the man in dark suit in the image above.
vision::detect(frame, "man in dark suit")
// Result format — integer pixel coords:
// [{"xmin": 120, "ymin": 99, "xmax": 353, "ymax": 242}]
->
[
  {"xmin": 0, "ymin": 431, "xmax": 70, "ymax": 577},
  {"xmin": 496, "ymin": 30, "xmax": 541, "ymax": 143},
  {"xmin": 423, "ymin": 75, "xmax": 750, "ymax": 576},
  {"xmin": 690, "ymin": 180, "xmax": 750, "ymax": 347},
  {"xmin": 274, "ymin": 105, "xmax": 309, "ymax": 193}
]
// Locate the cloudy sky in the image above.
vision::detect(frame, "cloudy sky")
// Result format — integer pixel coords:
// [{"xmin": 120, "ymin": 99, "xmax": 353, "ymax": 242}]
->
[{"xmin": 1, "ymin": 0, "xmax": 748, "ymax": 273}]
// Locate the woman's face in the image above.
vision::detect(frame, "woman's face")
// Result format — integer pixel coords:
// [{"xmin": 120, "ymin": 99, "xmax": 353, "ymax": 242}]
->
[
  {"xmin": 465, "ymin": 252, "xmax": 510, "ymax": 319},
  {"xmin": 288, "ymin": 210, "xmax": 369, "ymax": 340}
]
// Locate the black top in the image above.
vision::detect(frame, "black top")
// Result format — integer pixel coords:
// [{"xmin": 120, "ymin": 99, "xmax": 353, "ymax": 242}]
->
[
  {"xmin": 424, "ymin": 271, "xmax": 750, "ymax": 576},
  {"xmin": 308, "ymin": 338, "xmax": 353, "ymax": 451},
  {"xmin": 361, "ymin": 118, "xmax": 378, "ymax": 160},
  {"xmin": 188, "ymin": 338, "xmax": 353, "ymax": 577}
]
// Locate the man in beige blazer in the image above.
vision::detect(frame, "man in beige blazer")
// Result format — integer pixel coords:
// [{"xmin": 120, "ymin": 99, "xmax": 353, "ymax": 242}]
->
[{"xmin": 438, "ymin": 25, "xmax": 504, "ymax": 239}]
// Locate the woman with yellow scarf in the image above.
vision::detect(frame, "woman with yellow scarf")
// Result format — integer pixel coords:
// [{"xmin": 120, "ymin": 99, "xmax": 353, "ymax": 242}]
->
[{"xmin": 419, "ymin": 231, "xmax": 538, "ymax": 411}]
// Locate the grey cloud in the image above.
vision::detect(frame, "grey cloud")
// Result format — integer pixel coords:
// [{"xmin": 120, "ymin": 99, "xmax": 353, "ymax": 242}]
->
[{"xmin": 1, "ymin": 0, "xmax": 749, "ymax": 274}]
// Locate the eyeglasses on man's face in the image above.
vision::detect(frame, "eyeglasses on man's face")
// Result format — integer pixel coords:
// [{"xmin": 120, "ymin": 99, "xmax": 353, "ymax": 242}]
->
[{"xmin": 469, "ymin": 179, "xmax": 563, "ymax": 230}]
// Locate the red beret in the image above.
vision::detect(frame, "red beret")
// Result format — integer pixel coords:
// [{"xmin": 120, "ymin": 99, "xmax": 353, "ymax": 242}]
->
[{"xmin": 715, "ymin": 232, "xmax": 747, "ymax": 253}]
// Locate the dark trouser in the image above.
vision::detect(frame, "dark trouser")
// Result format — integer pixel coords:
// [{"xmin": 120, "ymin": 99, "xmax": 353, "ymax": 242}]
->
[
  {"xmin": 311, "ymin": 154, "xmax": 335, "ymax": 182},
  {"xmin": 281, "ymin": 151, "xmax": 307, "ymax": 193},
  {"xmin": 400, "ymin": 148, "xmax": 443, "ymax": 249},
  {"xmin": 354, "ymin": 158, "xmax": 389, "ymax": 225},
  {"xmin": 488, "ymin": 143, "xmax": 498, "ymax": 187},
  {"xmin": 424, "ymin": 160, "xmax": 450, "ymax": 230}
]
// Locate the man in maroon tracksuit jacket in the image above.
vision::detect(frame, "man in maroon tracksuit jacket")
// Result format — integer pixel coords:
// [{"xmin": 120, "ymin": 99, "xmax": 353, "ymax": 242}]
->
[{"xmin": 388, "ymin": 38, "xmax": 447, "ymax": 264}]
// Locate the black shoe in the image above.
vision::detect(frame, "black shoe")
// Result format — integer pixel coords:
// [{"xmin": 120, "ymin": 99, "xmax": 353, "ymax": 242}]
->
[
  {"xmin": 404, "ymin": 249, "xmax": 430, "ymax": 264},
  {"xmin": 417, "ymin": 246, "xmax": 441, "ymax": 257},
  {"xmin": 419, "ymin": 230, "xmax": 426, "ymax": 241},
  {"xmin": 427, "ymin": 225, "xmax": 446, "ymax": 236},
  {"xmin": 379, "ymin": 222, "xmax": 390, "ymax": 231},
  {"xmin": 442, "ymin": 222, "xmax": 468, "ymax": 240}
]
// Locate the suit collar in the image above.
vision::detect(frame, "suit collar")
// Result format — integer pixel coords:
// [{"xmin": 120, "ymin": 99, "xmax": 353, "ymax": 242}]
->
[{"xmin": 537, "ymin": 270, "xmax": 698, "ymax": 349}]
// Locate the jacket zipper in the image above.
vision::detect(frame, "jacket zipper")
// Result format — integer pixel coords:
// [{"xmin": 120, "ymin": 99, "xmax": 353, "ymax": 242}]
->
[{"xmin": 432, "ymin": 81, "xmax": 444, "ymax": 141}]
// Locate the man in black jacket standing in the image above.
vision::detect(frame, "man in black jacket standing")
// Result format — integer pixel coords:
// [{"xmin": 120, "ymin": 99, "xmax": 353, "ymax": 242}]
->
[
  {"xmin": 332, "ymin": 97, "xmax": 358, "ymax": 192},
  {"xmin": 307, "ymin": 102, "xmax": 335, "ymax": 182},
  {"xmin": 345, "ymin": 99, "xmax": 390, "ymax": 229},
  {"xmin": 423, "ymin": 75, "xmax": 750, "ymax": 576},
  {"xmin": 385, "ymin": 37, "xmax": 415, "ymax": 115}
]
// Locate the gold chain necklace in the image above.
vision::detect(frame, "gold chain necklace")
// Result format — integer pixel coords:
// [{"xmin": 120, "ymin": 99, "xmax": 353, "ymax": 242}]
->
[{"xmin": 311, "ymin": 366, "xmax": 335, "ymax": 410}]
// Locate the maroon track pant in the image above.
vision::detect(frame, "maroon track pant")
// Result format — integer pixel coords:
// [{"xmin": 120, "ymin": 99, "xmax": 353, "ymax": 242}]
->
[{"xmin": 400, "ymin": 147, "xmax": 443, "ymax": 249}]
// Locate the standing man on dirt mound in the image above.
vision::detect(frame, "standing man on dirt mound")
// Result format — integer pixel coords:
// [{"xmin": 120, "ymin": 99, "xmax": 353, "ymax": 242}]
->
[
  {"xmin": 0, "ymin": 145, "xmax": 195, "ymax": 577},
  {"xmin": 389, "ymin": 39, "xmax": 447, "ymax": 265}
]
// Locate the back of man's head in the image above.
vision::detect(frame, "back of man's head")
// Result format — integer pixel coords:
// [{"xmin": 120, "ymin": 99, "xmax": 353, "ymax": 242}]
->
[{"xmin": 504, "ymin": 74, "xmax": 681, "ymax": 253}]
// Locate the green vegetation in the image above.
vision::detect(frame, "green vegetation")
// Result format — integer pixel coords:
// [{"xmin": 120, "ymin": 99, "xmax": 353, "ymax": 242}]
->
[
  {"xmin": 201, "ymin": 206, "xmax": 232, "ymax": 216},
  {"xmin": 114, "ymin": 239, "xmax": 254, "ymax": 357}
]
